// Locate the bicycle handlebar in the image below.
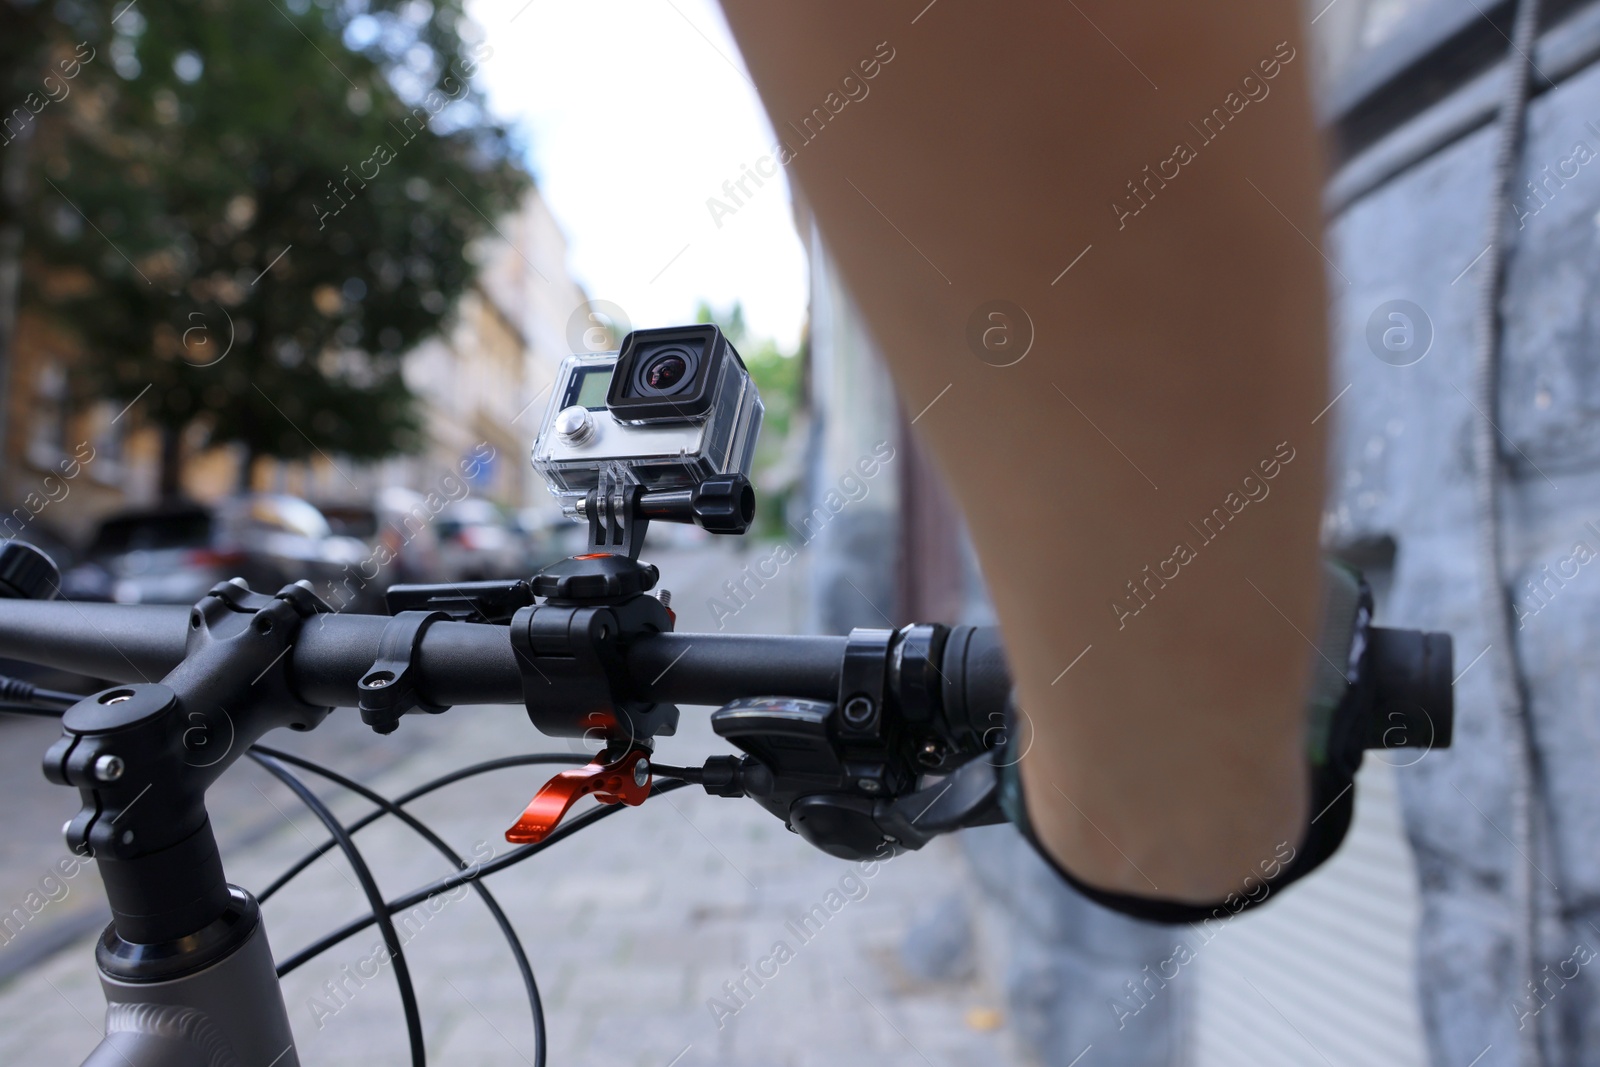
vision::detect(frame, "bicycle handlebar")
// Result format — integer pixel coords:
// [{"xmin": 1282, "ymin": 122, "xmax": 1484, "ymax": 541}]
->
[{"xmin": 0, "ymin": 600, "xmax": 866, "ymax": 708}]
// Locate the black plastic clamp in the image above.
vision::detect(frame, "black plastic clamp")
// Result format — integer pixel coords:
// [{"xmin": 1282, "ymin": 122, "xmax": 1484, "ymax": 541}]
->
[
  {"xmin": 358, "ymin": 610, "xmax": 451, "ymax": 734},
  {"xmin": 837, "ymin": 628, "xmax": 894, "ymax": 739}
]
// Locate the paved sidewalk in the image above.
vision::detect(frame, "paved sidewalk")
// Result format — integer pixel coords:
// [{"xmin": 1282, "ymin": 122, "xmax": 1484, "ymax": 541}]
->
[{"xmin": 0, "ymin": 542, "xmax": 1012, "ymax": 1066}]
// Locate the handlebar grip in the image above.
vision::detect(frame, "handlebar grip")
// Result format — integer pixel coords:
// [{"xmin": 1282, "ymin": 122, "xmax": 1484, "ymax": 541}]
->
[
  {"xmin": 939, "ymin": 626, "xmax": 1012, "ymax": 749},
  {"xmin": 1365, "ymin": 627, "xmax": 1453, "ymax": 750}
]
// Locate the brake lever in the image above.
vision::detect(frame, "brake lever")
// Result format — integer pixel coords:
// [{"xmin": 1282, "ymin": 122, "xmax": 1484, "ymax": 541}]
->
[{"xmin": 504, "ymin": 745, "xmax": 653, "ymax": 844}]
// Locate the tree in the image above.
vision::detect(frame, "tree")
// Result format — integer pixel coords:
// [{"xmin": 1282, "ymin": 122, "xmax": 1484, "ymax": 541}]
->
[
  {"xmin": 0, "ymin": 1, "xmax": 84, "ymax": 504},
  {"xmin": 18, "ymin": 0, "xmax": 529, "ymax": 496}
]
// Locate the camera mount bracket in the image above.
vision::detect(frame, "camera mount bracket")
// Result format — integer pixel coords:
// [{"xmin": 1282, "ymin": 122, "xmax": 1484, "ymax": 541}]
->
[
  {"xmin": 572, "ymin": 472, "xmax": 758, "ymax": 561},
  {"xmin": 582, "ymin": 468, "xmax": 650, "ymax": 560}
]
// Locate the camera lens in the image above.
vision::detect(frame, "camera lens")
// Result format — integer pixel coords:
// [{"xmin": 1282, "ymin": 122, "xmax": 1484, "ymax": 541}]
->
[
  {"xmin": 634, "ymin": 346, "xmax": 697, "ymax": 396},
  {"xmin": 645, "ymin": 353, "xmax": 689, "ymax": 390}
]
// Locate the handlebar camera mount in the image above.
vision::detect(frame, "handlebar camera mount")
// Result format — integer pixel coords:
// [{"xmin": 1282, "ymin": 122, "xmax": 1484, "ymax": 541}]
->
[{"xmin": 498, "ymin": 465, "xmax": 755, "ymax": 844}]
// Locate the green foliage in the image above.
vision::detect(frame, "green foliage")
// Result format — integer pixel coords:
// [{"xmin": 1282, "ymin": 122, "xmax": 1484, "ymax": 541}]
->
[
  {"xmin": 16, "ymin": 0, "xmax": 529, "ymax": 468},
  {"xmin": 695, "ymin": 299, "xmax": 805, "ymax": 538}
]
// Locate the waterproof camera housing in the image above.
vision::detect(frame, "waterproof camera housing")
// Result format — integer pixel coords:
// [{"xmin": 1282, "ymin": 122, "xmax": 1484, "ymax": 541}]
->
[{"xmin": 531, "ymin": 324, "xmax": 764, "ymax": 513}]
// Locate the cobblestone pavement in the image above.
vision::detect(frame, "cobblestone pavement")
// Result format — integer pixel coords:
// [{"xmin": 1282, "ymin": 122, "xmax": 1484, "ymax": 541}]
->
[{"xmin": 0, "ymin": 542, "xmax": 1013, "ymax": 1066}]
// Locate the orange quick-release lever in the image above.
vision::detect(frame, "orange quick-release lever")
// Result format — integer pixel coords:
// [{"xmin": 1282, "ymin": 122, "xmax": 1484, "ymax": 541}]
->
[{"xmin": 504, "ymin": 747, "xmax": 653, "ymax": 844}]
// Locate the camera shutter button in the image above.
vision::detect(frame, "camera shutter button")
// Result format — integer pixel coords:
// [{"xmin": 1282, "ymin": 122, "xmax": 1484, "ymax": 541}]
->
[{"xmin": 554, "ymin": 405, "xmax": 595, "ymax": 444}]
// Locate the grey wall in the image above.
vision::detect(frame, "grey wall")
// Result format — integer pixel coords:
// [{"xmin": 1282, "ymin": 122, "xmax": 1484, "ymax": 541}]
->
[{"xmin": 1326, "ymin": 45, "xmax": 1600, "ymax": 1067}]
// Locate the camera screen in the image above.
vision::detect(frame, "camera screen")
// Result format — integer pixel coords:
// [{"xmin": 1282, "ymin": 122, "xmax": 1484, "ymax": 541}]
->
[{"xmin": 573, "ymin": 367, "xmax": 613, "ymax": 409}]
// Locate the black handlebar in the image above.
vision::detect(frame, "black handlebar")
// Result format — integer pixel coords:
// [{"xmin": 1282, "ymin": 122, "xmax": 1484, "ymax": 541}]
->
[
  {"xmin": 0, "ymin": 601, "xmax": 901, "ymax": 710},
  {"xmin": 0, "ymin": 568, "xmax": 1451, "ymax": 949}
]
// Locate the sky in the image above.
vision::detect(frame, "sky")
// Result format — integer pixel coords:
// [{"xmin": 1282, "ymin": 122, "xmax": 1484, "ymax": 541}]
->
[{"xmin": 464, "ymin": 0, "xmax": 809, "ymax": 351}]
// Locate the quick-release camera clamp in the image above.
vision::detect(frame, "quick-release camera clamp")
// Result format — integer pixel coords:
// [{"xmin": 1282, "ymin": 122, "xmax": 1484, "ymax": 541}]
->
[{"xmin": 376, "ymin": 414, "xmax": 756, "ymax": 843}]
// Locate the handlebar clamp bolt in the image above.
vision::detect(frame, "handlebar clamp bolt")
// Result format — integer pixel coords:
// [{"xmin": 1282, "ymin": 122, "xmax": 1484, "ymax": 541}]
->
[
  {"xmin": 93, "ymin": 755, "xmax": 125, "ymax": 783},
  {"xmin": 842, "ymin": 695, "xmax": 876, "ymax": 728}
]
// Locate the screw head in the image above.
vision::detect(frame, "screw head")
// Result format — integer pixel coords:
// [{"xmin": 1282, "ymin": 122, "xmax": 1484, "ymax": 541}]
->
[
  {"xmin": 634, "ymin": 758, "xmax": 650, "ymax": 787},
  {"xmin": 842, "ymin": 696, "xmax": 875, "ymax": 726},
  {"xmin": 94, "ymin": 755, "xmax": 125, "ymax": 782},
  {"xmin": 120, "ymin": 830, "xmax": 134, "ymax": 846},
  {"xmin": 857, "ymin": 778, "xmax": 882, "ymax": 793}
]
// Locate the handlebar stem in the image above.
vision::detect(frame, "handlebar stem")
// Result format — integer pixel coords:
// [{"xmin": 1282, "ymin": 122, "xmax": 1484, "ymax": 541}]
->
[{"xmin": 43, "ymin": 580, "xmax": 333, "ymax": 960}]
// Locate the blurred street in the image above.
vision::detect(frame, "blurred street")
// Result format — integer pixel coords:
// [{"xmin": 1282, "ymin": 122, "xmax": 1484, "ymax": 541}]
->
[{"xmin": 0, "ymin": 542, "xmax": 1012, "ymax": 1067}]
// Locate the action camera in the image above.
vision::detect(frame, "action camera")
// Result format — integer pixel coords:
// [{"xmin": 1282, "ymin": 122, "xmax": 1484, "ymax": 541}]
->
[{"xmin": 531, "ymin": 324, "xmax": 764, "ymax": 514}]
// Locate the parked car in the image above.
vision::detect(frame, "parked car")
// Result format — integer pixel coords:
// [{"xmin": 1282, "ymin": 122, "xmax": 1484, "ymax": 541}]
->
[
  {"xmin": 316, "ymin": 487, "xmax": 444, "ymax": 587},
  {"xmin": 435, "ymin": 499, "xmax": 524, "ymax": 582},
  {"xmin": 63, "ymin": 495, "xmax": 367, "ymax": 606},
  {"xmin": 511, "ymin": 507, "xmax": 570, "ymax": 573}
]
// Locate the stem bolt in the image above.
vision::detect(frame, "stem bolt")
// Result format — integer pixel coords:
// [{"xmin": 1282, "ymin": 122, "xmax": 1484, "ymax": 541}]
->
[{"xmin": 94, "ymin": 755, "xmax": 125, "ymax": 782}]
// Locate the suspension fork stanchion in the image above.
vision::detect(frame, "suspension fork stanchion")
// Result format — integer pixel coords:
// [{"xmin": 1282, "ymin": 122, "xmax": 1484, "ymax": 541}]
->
[{"xmin": 43, "ymin": 580, "xmax": 338, "ymax": 1067}]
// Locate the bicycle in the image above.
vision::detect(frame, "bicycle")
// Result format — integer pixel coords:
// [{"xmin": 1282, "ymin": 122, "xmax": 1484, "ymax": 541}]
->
[{"xmin": 0, "ymin": 324, "xmax": 1454, "ymax": 1066}]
